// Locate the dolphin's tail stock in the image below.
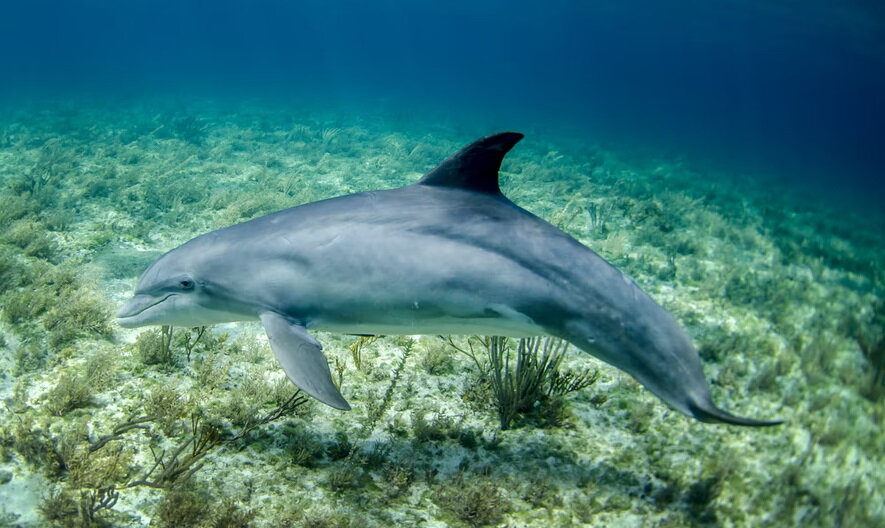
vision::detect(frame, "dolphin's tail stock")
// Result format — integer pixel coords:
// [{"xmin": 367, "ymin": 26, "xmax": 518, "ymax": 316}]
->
[{"xmin": 565, "ymin": 317, "xmax": 784, "ymax": 427}]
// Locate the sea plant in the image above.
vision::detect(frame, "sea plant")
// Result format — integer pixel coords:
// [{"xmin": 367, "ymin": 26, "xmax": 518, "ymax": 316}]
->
[
  {"xmin": 381, "ymin": 460, "xmax": 416, "ymax": 497},
  {"xmin": 586, "ymin": 200, "xmax": 613, "ymax": 237},
  {"xmin": 153, "ymin": 488, "xmax": 210, "ymax": 528},
  {"xmin": 327, "ymin": 431, "xmax": 354, "ymax": 462},
  {"xmin": 226, "ymin": 391, "xmax": 309, "ymax": 443},
  {"xmin": 283, "ymin": 508, "xmax": 356, "ymax": 528},
  {"xmin": 1, "ymin": 288, "xmax": 51, "ymax": 324},
  {"xmin": 171, "ymin": 115, "xmax": 209, "ymax": 145},
  {"xmin": 45, "ymin": 373, "xmax": 94, "ymax": 416},
  {"xmin": 28, "ymin": 389, "xmax": 311, "ymax": 528},
  {"xmin": 145, "ymin": 386, "xmax": 188, "ymax": 436},
  {"xmin": 418, "ymin": 338, "xmax": 455, "ymax": 375},
  {"xmin": 411, "ymin": 410, "xmax": 456, "ymax": 444},
  {"xmin": 482, "ymin": 336, "xmax": 599, "ymax": 430},
  {"xmin": 67, "ymin": 485, "xmax": 123, "ymax": 526},
  {"xmin": 321, "ymin": 127, "xmax": 341, "ymax": 146},
  {"xmin": 3, "ymin": 220, "xmax": 58, "ymax": 261},
  {"xmin": 287, "ymin": 428, "xmax": 326, "ymax": 468},
  {"xmin": 361, "ymin": 442, "xmax": 392, "ymax": 471},
  {"xmin": 192, "ymin": 354, "xmax": 231, "ymax": 389},
  {"xmin": 210, "ymin": 499, "xmax": 255, "ymax": 528},
  {"xmin": 0, "ymin": 245, "xmax": 29, "ymax": 293},
  {"xmin": 82, "ymin": 347, "xmax": 118, "ymax": 390},
  {"xmin": 362, "ymin": 337, "xmax": 415, "ymax": 435},
  {"xmin": 181, "ymin": 326, "xmax": 207, "ymax": 361},
  {"xmin": 37, "ymin": 487, "xmax": 80, "ymax": 527},
  {"xmin": 42, "ymin": 290, "xmax": 113, "ymax": 347},
  {"xmin": 325, "ymin": 463, "xmax": 364, "ymax": 493},
  {"xmin": 332, "ymin": 356, "xmax": 347, "ymax": 392},
  {"xmin": 4, "ymin": 413, "xmax": 61, "ymax": 473},
  {"xmin": 126, "ymin": 413, "xmax": 221, "ymax": 489},
  {"xmin": 348, "ymin": 335, "xmax": 378, "ymax": 371},
  {"xmin": 435, "ymin": 474, "xmax": 509, "ymax": 527},
  {"xmin": 854, "ymin": 299, "xmax": 885, "ymax": 401},
  {"xmin": 135, "ymin": 326, "xmax": 175, "ymax": 367},
  {"xmin": 10, "ymin": 138, "xmax": 69, "ymax": 204},
  {"xmin": 521, "ymin": 474, "xmax": 563, "ymax": 509},
  {"xmin": 0, "ymin": 193, "xmax": 37, "ymax": 228}
]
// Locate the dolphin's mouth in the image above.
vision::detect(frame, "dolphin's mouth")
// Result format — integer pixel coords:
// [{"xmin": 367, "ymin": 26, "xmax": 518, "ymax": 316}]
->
[{"xmin": 116, "ymin": 293, "xmax": 173, "ymax": 328}]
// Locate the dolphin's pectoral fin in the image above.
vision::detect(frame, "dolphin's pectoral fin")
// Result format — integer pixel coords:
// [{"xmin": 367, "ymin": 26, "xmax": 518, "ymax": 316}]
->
[{"xmin": 259, "ymin": 312, "xmax": 351, "ymax": 411}]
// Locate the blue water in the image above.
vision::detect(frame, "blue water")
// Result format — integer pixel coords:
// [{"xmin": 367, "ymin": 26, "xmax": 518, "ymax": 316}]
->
[{"xmin": 2, "ymin": 0, "xmax": 883, "ymax": 203}]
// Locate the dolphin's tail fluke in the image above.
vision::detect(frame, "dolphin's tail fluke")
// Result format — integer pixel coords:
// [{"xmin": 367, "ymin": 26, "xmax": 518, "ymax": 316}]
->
[{"xmin": 688, "ymin": 396, "xmax": 783, "ymax": 426}]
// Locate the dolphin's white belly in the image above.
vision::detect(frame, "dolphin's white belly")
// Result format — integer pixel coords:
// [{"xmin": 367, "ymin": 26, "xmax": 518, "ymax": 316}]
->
[
  {"xmin": 311, "ymin": 317, "xmax": 546, "ymax": 338},
  {"xmin": 308, "ymin": 302, "xmax": 547, "ymax": 338}
]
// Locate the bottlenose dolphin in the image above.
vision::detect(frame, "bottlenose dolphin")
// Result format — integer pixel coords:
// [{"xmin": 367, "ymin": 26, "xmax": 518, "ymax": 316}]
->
[{"xmin": 118, "ymin": 132, "xmax": 780, "ymax": 426}]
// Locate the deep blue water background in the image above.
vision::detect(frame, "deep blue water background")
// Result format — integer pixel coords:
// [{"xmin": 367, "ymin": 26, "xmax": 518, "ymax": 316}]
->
[{"xmin": 1, "ymin": 0, "xmax": 883, "ymax": 205}]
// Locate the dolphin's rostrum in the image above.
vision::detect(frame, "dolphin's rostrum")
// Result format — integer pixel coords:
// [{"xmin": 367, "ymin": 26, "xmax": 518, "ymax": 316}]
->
[{"xmin": 118, "ymin": 132, "xmax": 781, "ymax": 426}]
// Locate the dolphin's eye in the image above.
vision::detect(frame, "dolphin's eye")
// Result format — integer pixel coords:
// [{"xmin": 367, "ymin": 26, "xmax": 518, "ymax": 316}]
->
[{"xmin": 179, "ymin": 280, "xmax": 194, "ymax": 290}]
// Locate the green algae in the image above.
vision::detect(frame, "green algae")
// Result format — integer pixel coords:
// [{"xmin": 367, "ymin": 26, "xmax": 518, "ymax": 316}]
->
[{"xmin": 0, "ymin": 99, "xmax": 881, "ymax": 527}]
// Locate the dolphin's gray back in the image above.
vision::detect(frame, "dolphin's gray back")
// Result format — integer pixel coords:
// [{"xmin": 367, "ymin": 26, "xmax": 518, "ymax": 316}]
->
[{"xmin": 196, "ymin": 184, "xmax": 607, "ymax": 335}]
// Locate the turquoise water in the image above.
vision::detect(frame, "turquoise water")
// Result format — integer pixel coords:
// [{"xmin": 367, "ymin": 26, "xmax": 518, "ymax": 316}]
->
[{"xmin": 1, "ymin": 2, "xmax": 884, "ymax": 527}]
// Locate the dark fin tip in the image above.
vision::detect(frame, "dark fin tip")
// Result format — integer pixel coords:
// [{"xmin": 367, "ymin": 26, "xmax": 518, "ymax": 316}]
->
[
  {"xmin": 689, "ymin": 399, "xmax": 783, "ymax": 427},
  {"xmin": 417, "ymin": 131, "xmax": 524, "ymax": 194}
]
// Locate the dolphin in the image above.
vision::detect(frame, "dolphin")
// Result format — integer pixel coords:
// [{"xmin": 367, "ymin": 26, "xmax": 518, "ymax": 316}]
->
[{"xmin": 118, "ymin": 132, "xmax": 781, "ymax": 426}]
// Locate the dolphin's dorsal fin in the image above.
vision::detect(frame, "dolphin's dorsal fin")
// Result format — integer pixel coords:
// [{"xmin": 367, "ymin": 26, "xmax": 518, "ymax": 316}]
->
[{"xmin": 417, "ymin": 132, "xmax": 524, "ymax": 194}]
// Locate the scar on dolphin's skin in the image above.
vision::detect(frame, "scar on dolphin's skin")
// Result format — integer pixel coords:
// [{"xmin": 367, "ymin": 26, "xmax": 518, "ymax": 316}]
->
[{"xmin": 118, "ymin": 132, "xmax": 782, "ymax": 426}]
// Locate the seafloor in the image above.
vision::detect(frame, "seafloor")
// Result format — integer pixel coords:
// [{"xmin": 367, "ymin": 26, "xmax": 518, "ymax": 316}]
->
[{"xmin": 0, "ymin": 98, "xmax": 882, "ymax": 527}]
